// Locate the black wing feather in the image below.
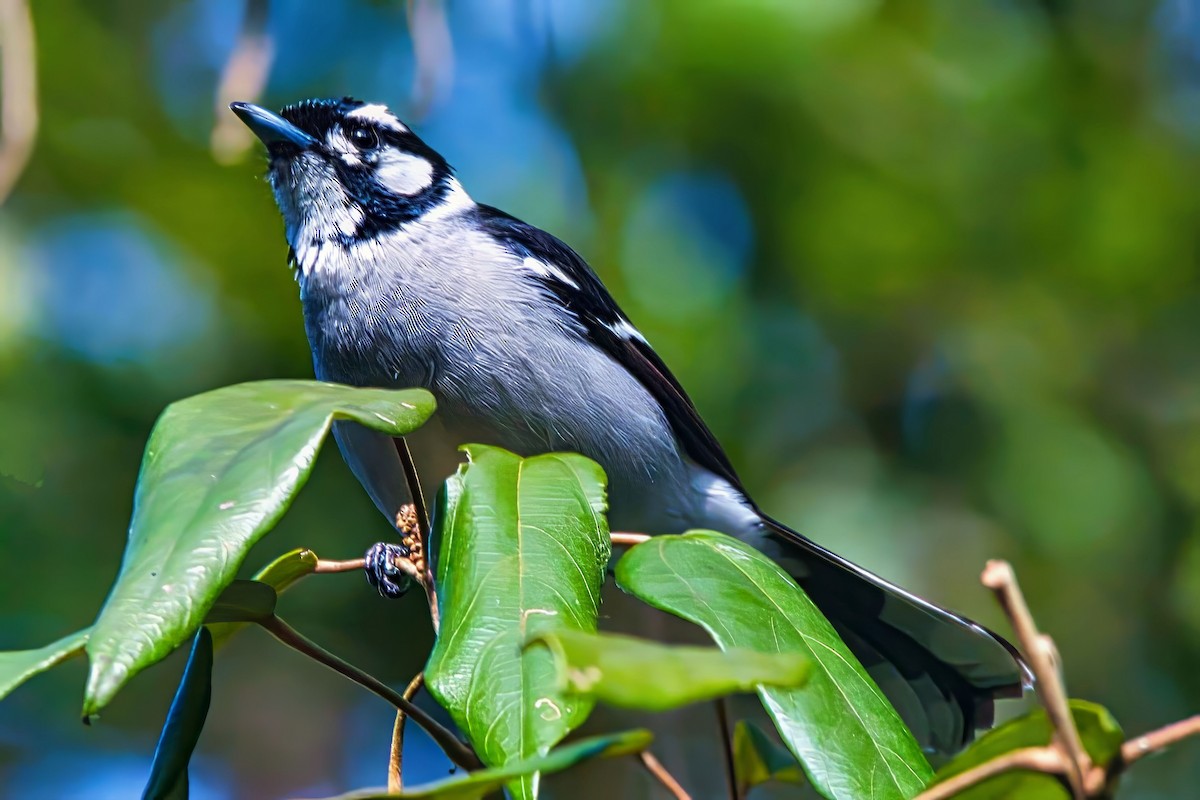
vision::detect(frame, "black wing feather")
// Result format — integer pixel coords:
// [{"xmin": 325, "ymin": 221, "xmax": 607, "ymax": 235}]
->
[{"xmin": 474, "ymin": 204, "xmax": 746, "ymax": 494}]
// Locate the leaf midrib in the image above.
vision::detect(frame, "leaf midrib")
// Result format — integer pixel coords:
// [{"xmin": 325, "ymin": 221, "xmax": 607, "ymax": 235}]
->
[
  {"xmin": 642, "ymin": 536, "xmax": 925, "ymax": 798},
  {"xmin": 708, "ymin": 539, "xmax": 925, "ymax": 794}
]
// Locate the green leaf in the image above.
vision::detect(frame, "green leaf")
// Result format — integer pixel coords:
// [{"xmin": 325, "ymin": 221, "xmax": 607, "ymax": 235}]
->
[
  {"xmin": 308, "ymin": 729, "xmax": 651, "ymax": 800},
  {"xmin": 615, "ymin": 530, "xmax": 932, "ymax": 800},
  {"xmin": 202, "ymin": 580, "xmax": 278, "ymax": 624},
  {"xmin": 247, "ymin": 547, "xmax": 322, "ymax": 593},
  {"xmin": 528, "ymin": 627, "xmax": 809, "ymax": 711},
  {"xmin": 732, "ymin": 720, "xmax": 806, "ymax": 794},
  {"xmin": 85, "ymin": 380, "xmax": 435, "ymax": 717},
  {"xmin": 142, "ymin": 627, "xmax": 214, "ymax": 800},
  {"xmin": 0, "ymin": 628, "xmax": 91, "ymax": 702},
  {"xmin": 928, "ymin": 700, "xmax": 1125, "ymax": 799},
  {"xmin": 425, "ymin": 445, "xmax": 610, "ymax": 800},
  {"xmin": 208, "ymin": 549, "xmax": 319, "ymax": 648}
]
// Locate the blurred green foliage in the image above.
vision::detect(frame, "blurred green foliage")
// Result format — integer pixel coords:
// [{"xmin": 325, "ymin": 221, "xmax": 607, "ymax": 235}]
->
[{"xmin": 1, "ymin": 0, "xmax": 1198, "ymax": 797}]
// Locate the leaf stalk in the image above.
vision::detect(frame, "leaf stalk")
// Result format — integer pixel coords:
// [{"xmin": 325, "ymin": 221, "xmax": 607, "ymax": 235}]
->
[{"xmin": 258, "ymin": 615, "xmax": 479, "ymax": 771}]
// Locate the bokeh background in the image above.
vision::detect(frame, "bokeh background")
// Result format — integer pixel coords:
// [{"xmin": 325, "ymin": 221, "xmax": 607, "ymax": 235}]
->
[{"xmin": 2, "ymin": 0, "xmax": 1199, "ymax": 797}]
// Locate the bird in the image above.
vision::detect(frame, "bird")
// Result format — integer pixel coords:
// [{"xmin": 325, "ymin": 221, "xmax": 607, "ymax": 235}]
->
[{"xmin": 230, "ymin": 96, "xmax": 1028, "ymax": 754}]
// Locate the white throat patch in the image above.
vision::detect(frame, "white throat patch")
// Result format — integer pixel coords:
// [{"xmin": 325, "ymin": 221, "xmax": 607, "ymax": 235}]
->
[{"xmin": 271, "ymin": 153, "xmax": 365, "ymax": 277}]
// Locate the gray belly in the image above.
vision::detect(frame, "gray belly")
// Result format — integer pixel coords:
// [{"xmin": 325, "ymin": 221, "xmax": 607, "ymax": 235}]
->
[
  {"xmin": 310, "ymin": 314, "xmax": 696, "ymax": 534},
  {"xmin": 436, "ymin": 343, "xmax": 700, "ymax": 534}
]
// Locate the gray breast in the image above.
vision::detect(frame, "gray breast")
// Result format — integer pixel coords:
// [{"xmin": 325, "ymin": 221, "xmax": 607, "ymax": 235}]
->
[{"xmin": 297, "ymin": 220, "xmax": 696, "ymax": 532}]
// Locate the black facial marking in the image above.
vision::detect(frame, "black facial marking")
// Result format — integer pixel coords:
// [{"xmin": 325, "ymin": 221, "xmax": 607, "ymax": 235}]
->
[
  {"xmin": 275, "ymin": 97, "xmax": 455, "ymax": 242},
  {"xmin": 347, "ymin": 125, "xmax": 378, "ymax": 150}
]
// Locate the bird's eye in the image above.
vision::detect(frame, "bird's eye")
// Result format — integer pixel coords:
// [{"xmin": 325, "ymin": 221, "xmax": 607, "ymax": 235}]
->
[{"xmin": 347, "ymin": 125, "xmax": 378, "ymax": 150}]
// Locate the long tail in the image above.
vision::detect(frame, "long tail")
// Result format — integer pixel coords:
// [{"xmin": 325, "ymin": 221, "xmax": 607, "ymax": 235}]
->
[{"xmin": 757, "ymin": 514, "xmax": 1032, "ymax": 754}]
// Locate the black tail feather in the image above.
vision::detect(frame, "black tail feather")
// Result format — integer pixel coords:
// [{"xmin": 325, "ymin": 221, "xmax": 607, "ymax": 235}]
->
[{"xmin": 757, "ymin": 514, "xmax": 1032, "ymax": 754}]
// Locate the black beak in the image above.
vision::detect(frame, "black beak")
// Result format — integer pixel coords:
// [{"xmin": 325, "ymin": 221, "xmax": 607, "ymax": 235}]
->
[{"xmin": 230, "ymin": 102, "xmax": 318, "ymax": 149}]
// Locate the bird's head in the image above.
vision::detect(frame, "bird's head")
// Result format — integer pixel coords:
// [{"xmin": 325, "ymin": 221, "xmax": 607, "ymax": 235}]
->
[{"xmin": 231, "ymin": 98, "xmax": 463, "ymax": 266}]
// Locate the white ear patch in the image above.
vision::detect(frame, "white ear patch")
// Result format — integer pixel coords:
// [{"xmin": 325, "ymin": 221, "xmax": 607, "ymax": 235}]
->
[
  {"xmin": 376, "ymin": 151, "xmax": 434, "ymax": 196},
  {"xmin": 347, "ymin": 103, "xmax": 408, "ymax": 133}
]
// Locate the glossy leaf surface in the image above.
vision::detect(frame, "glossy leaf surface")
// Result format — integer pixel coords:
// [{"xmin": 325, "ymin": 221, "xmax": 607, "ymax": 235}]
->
[
  {"xmin": 85, "ymin": 381, "xmax": 435, "ymax": 716},
  {"xmin": 0, "ymin": 628, "xmax": 90, "ymax": 702},
  {"xmin": 425, "ymin": 445, "xmax": 610, "ymax": 800},
  {"xmin": 616, "ymin": 530, "xmax": 932, "ymax": 800},
  {"xmin": 529, "ymin": 627, "xmax": 809, "ymax": 711}
]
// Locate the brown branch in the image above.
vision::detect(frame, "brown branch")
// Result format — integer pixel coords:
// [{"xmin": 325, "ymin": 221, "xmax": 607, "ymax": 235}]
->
[
  {"xmin": 611, "ymin": 532, "xmax": 651, "ymax": 547},
  {"xmin": 384, "ymin": 544, "xmax": 427, "ymax": 587},
  {"xmin": 388, "ymin": 672, "xmax": 426, "ymax": 792},
  {"xmin": 423, "ymin": 578, "xmax": 440, "ymax": 632},
  {"xmin": 314, "ymin": 557, "xmax": 366, "ymax": 574},
  {"xmin": 258, "ymin": 615, "xmax": 479, "ymax": 771},
  {"xmin": 913, "ymin": 746, "xmax": 1065, "ymax": 800},
  {"xmin": 211, "ymin": 0, "xmax": 274, "ymax": 163},
  {"xmin": 393, "ymin": 439, "xmax": 440, "ymax": 631},
  {"xmin": 639, "ymin": 751, "xmax": 692, "ymax": 800},
  {"xmin": 1119, "ymin": 714, "xmax": 1200, "ymax": 769},
  {"xmin": 916, "ymin": 562, "xmax": 1200, "ymax": 799},
  {"xmin": 982, "ymin": 560, "xmax": 1088, "ymax": 797},
  {"xmin": 406, "ymin": 0, "xmax": 454, "ymax": 119},
  {"xmin": 917, "ymin": 715, "xmax": 1200, "ymax": 800},
  {"xmin": 0, "ymin": 0, "xmax": 37, "ymax": 203}
]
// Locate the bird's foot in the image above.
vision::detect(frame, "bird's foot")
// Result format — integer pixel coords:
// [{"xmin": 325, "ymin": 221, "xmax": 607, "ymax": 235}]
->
[
  {"xmin": 364, "ymin": 541, "xmax": 414, "ymax": 598},
  {"xmin": 364, "ymin": 504, "xmax": 428, "ymax": 599}
]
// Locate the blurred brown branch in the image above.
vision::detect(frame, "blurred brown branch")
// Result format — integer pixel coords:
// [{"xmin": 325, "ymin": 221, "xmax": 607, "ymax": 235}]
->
[
  {"xmin": 406, "ymin": 0, "xmax": 453, "ymax": 120},
  {"xmin": 0, "ymin": 0, "xmax": 36, "ymax": 203},
  {"xmin": 314, "ymin": 557, "xmax": 367, "ymax": 573},
  {"xmin": 211, "ymin": 0, "xmax": 274, "ymax": 164},
  {"xmin": 913, "ymin": 560, "xmax": 1200, "ymax": 800},
  {"xmin": 639, "ymin": 751, "xmax": 692, "ymax": 800},
  {"xmin": 388, "ymin": 672, "xmax": 426, "ymax": 792},
  {"xmin": 1118, "ymin": 715, "xmax": 1200, "ymax": 768}
]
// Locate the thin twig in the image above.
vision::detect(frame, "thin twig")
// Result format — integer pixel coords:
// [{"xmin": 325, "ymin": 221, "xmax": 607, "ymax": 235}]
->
[
  {"xmin": 1119, "ymin": 715, "xmax": 1200, "ymax": 768},
  {"xmin": 917, "ymin": 562, "xmax": 1200, "ymax": 799},
  {"xmin": 611, "ymin": 532, "xmax": 651, "ymax": 547},
  {"xmin": 388, "ymin": 672, "xmax": 426, "ymax": 792},
  {"xmin": 714, "ymin": 698, "xmax": 738, "ymax": 800},
  {"xmin": 982, "ymin": 560, "xmax": 1088, "ymax": 797},
  {"xmin": 912, "ymin": 746, "xmax": 1065, "ymax": 800},
  {"xmin": 393, "ymin": 438, "xmax": 430, "ymax": 536},
  {"xmin": 211, "ymin": 0, "xmax": 274, "ymax": 163},
  {"xmin": 393, "ymin": 438, "xmax": 440, "ymax": 631},
  {"xmin": 909, "ymin": 561, "xmax": 1200, "ymax": 798},
  {"xmin": 639, "ymin": 751, "xmax": 692, "ymax": 800},
  {"xmin": 314, "ymin": 557, "xmax": 366, "ymax": 574},
  {"xmin": 258, "ymin": 615, "xmax": 480, "ymax": 771},
  {"xmin": 0, "ymin": 0, "xmax": 37, "ymax": 203}
]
